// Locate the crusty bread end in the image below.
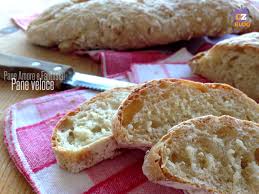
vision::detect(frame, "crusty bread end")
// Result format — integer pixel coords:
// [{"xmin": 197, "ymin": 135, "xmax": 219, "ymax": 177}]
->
[{"xmin": 189, "ymin": 32, "xmax": 259, "ymax": 100}]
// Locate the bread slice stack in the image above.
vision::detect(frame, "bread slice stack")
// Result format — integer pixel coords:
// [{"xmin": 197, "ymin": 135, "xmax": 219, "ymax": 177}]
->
[
  {"xmin": 52, "ymin": 78, "xmax": 258, "ymax": 194},
  {"xmin": 143, "ymin": 115, "xmax": 259, "ymax": 194},
  {"xmin": 52, "ymin": 86, "xmax": 134, "ymax": 173},
  {"xmin": 112, "ymin": 79, "xmax": 259, "ymax": 150}
]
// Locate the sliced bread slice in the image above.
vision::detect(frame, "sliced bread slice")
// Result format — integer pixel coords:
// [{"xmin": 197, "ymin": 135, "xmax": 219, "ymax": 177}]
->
[
  {"xmin": 143, "ymin": 115, "xmax": 259, "ymax": 194},
  {"xmin": 52, "ymin": 86, "xmax": 134, "ymax": 173},
  {"xmin": 112, "ymin": 79, "xmax": 259, "ymax": 150},
  {"xmin": 189, "ymin": 32, "xmax": 259, "ymax": 100}
]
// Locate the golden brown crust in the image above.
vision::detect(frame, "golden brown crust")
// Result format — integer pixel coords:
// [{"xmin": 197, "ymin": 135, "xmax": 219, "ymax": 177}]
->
[
  {"xmin": 52, "ymin": 86, "xmax": 135, "ymax": 173},
  {"xmin": 27, "ymin": 0, "xmax": 259, "ymax": 52},
  {"xmin": 112, "ymin": 79, "xmax": 259, "ymax": 150}
]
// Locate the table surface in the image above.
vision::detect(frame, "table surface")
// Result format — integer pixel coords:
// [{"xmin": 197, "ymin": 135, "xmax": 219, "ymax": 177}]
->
[{"xmin": 0, "ymin": 1, "xmax": 99, "ymax": 193}]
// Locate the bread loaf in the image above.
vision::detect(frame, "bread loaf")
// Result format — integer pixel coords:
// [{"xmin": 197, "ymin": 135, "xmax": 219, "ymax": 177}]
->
[
  {"xmin": 52, "ymin": 87, "xmax": 134, "ymax": 173},
  {"xmin": 112, "ymin": 79, "xmax": 259, "ymax": 150},
  {"xmin": 27, "ymin": 0, "xmax": 259, "ymax": 52},
  {"xmin": 189, "ymin": 32, "xmax": 259, "ymax": 100},
  {"xmin": 143, "ymin": 115, "xmax": 259, "ymax": 194}
]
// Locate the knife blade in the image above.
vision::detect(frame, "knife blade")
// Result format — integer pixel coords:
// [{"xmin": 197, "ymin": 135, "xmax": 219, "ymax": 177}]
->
[{"xmin": 0, "ymin": 53, "xmax": 135, "ymax": 91}]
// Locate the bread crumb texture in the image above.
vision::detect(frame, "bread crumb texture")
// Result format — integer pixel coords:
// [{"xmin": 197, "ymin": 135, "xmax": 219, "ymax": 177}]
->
[
  {"xmin": 116, "ymin": 79, "xmax": 259, "ymax": 148},
  {"xmin": 55, "ymin": 88, "xmax": 132, "ymax": 150},
  {"xmin": 143, "ymin": 115, "xmax": 259, "ymax": 194}
]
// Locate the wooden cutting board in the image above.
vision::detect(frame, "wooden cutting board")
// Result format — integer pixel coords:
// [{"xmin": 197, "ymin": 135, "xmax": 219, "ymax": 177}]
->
[{"xmin": 0, "ymin": 1, "xmax": 100, "ymax": 193}]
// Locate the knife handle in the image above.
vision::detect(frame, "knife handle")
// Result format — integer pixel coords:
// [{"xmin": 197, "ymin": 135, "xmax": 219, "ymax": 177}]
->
[{"xmin": 0, "ymin": 53, "xmax": 74, "ymax": 90}]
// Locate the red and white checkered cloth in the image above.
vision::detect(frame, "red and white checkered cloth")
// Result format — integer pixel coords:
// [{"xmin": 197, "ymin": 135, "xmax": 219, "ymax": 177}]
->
[
  {"xmin": 4, "ymin": 46, "xmax": 211, "ymax": 194},
  {"xmin": 4, "ymin": 87, "xmax": 191, "ymax": 194},
  {"xmin": 3, "ymin": 47, "xmax": 213, "ymax": 193}
]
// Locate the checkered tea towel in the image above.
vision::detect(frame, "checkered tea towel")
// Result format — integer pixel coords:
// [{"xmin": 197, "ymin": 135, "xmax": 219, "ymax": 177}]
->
[
  {"xmin": 4, "ymin": 87, "xmax": 193, "ymax": 194},
  {"xmin": 4, "ymin": 47, "xmax": 211, "ymax": 194}
]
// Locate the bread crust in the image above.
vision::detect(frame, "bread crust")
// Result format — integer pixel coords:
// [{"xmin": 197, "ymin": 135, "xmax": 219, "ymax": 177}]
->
[
  {"xmin": 112, "ymin": 79, "xmax": 259, "ymax": 150},
  {"xmin": 27, "ymin": 0, "xmax": 259, "ymax": 52},
  {"xmin": 189, "ymin": 32, "xmax": 259, "ymax": 100},
  {"xmin": 52, "ymin": 86, "xmax": 134, "ymax": 173},
  {"xmin": 142, "ymin": 115, "xmax": 259, "ymax": 194}
]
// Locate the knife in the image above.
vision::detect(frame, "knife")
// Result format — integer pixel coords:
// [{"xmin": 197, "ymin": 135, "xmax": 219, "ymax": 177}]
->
[{"xmin": 0, "ymin": 53, "xmax": 135, "ymax": 91}]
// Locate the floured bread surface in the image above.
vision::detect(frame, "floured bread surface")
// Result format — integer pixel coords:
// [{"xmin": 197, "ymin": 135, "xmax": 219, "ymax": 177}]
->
[
  {"xmin": 143, "ymin": 115, "xmax": 259, "ymax": 194},
  {"xmin": 190, "ymin": 32, "xmax": 259, "ymax": 100},
  {"xmin": 112, "ymin": 79, "xmax": 259, "ymax": 150},
  {"xmin": 52, "ymin": 87, "xmax": 134, "ymax": 173},
  {"xmin": 26, "ymin": 0, "xmax": 259, "ymax": 52}
]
